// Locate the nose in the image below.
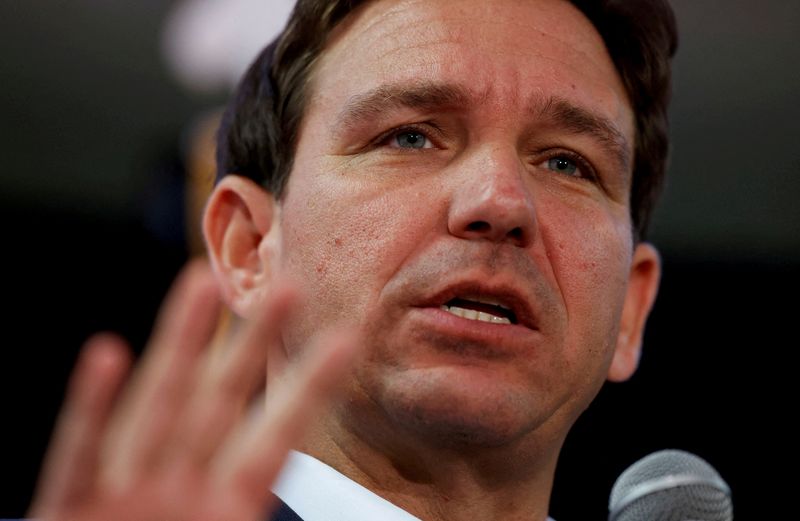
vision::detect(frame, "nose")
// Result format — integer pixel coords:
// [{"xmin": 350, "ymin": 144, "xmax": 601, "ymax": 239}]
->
[{"xmin": 447, "ymin": 145, "xmax": 537, "ymax": 248}]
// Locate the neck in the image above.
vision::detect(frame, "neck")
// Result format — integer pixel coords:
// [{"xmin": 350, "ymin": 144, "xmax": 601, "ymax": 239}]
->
[{"xmin": 301, "ymin": 411, "xmax": 563, "ymax": 521}]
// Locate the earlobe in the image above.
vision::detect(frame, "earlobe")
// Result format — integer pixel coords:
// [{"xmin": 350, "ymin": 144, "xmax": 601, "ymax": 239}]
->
[
  {"xmin": 202, "ymin": 175, "xmax": 281, "ymax": 318},
  {"xmin": 607, "ymin": 242, "xmax": 661, "ymax": 382}
]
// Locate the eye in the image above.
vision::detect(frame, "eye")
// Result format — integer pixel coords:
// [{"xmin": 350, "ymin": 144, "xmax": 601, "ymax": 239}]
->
[
  {"xmin": 546, "ymin": 156, "xmax": 579, "ymax": 176},
  {"xmin": 538, "ymin": 151, "xmax": 596, "ymax": 181},
  {"xmin": 390, "ymin": 129, "xmax": 432, "ymax": 149}
]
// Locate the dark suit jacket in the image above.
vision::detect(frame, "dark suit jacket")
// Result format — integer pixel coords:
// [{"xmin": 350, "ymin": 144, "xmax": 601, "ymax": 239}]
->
[{"xmin": 270, "ymin": 498, "xmax": 304, "ymax": 521}]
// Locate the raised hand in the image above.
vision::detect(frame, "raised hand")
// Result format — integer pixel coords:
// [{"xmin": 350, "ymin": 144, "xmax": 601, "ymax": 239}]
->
[{"xmin": 29, "ymin": 260, "xmax": 360, "ymax": 521}]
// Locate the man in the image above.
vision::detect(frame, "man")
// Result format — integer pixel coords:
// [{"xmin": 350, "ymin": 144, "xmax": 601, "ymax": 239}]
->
[{"xmin": 28, "ymin": 0, "xmax": 677, "ymax": 520}]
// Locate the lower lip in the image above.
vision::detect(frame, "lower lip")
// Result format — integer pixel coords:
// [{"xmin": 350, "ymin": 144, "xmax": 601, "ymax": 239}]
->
[{"xmin": 409, "ymin": 306, "xmax": 539, "ymax": 351}]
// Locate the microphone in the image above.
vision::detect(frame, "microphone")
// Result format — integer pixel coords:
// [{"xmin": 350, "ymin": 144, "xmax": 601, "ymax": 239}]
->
[{"xmin": 608, "ymin": 449, "xmax": 733, "ymax": 521}]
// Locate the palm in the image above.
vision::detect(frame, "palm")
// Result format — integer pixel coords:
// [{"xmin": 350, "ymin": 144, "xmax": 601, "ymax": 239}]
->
[{"xmin": 29, "ymin": 261, "xmax": 359, "ymax": 521}]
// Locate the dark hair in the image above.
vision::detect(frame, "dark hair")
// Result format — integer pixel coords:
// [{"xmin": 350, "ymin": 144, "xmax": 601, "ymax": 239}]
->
[{"xmin": 216, "ymin": 0, "xmax": 678, "ymax": 241}]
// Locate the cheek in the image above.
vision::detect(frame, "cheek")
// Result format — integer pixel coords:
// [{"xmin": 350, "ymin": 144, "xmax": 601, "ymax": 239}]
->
[
  {"xmin": 532, "ymin": 202, "xmax": 633, "ymax": 422},
  {"xmin": 278, "ymin": 173, "xmax": 440, "ymax": 331},
  {"xmin": 540, "ymin": 201, "xmax": 632, "ymax": 358}
]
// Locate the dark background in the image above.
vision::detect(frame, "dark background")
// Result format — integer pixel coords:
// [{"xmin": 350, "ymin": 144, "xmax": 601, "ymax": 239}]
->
[{"xmin": 1, "ymin": 0, "xmax": 797, "ymax": 519}]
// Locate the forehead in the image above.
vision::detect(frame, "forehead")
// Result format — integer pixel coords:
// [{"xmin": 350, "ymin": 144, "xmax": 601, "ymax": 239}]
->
[{"xmin": 308, "ymin": 0, "xmax": 633, "ymax": 137}]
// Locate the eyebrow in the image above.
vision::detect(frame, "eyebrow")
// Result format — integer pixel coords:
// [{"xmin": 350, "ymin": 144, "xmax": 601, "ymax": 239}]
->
[
  {"xmin": 537, "ymin": 96, "xmax": 632, "ymax": 172},
  {"xmin": 334, "ymin": 82, "xmax": 471, "ymax": 132},
  {"xmin": 334, "ymin": 82, "xmax": 632, "ymax": 171}
]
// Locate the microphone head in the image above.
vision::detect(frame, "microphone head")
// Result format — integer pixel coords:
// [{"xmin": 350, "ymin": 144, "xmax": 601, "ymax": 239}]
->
[{"xmin": 608, "ymin": 449, "xmax": 733, "ymax": 521}]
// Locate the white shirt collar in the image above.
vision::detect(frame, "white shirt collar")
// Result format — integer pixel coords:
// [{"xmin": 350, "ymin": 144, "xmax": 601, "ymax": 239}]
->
[
  {"xmin": 272, "ymin": 450, "xmax": 555, "ymax": 521},
  {"xmin": 273, "ymin": 450, "xmax": 422, "ymax": 521}
]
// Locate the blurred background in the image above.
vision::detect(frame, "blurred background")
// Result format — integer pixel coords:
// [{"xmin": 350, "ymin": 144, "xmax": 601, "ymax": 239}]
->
[{"xmin": 1, "ymin": 0, "xmax": 797, "ymax": 518}]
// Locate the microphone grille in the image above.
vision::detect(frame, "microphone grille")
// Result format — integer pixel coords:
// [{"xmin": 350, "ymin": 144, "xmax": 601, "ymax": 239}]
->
[{"xmin": 608, "ymin": 449, "xmax": 733, "ymax": 521}]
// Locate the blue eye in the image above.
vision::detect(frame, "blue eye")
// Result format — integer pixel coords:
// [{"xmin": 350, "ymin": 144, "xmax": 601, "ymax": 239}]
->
[
  {"xmin": 394, "ymin": 130, "xmax": 429, "ymax": 149},
  {"xmin": 547, "ymin": 156, "xmax": 579, "ymax": 176}
]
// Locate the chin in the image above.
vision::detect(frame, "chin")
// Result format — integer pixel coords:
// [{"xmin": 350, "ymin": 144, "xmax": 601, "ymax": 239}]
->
[
  {"xmin": 397, "ymin": 407, "xmax": 530, "ymax": 449},
  {"xmin": 379, "ymin": 372, "xmax": 542, "ymax": 449}
]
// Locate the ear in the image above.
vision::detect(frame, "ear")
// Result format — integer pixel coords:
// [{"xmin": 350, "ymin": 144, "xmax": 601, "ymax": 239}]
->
[
  {"xmin": 607, "ymin": 242, "xmax": 661, "ymax": 382},
  {"xmin": 203, "ymin": 175, "xmax": 281, "ymax": 318}
]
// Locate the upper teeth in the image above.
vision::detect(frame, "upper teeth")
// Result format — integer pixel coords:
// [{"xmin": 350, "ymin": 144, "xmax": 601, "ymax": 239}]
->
[{"xmin": 440, "ymin": 305, "xmax": 512, "ymax": 324}]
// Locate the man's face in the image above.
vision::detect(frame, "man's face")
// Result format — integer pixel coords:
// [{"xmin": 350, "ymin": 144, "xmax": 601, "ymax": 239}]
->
[{"xmin": 275, "ymin": 0, "xmax": 641, "ymax": 447}]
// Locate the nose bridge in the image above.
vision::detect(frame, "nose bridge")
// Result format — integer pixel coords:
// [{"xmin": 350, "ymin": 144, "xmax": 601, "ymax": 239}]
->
[{"xmin": 448, "ymin": 142, "xmax": 537, "ymax": 247}]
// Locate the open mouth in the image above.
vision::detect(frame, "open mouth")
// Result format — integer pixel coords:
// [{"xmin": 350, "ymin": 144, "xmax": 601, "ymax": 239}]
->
[{"xmin": 440, "ymin": 297, "xmax": 518, "ymax": 325}]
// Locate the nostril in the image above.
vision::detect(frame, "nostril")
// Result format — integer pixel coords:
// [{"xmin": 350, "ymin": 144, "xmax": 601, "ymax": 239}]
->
[
  {"xmin": 467, "ymin": 221, "xmax": 491, "ymax": 233},
  {"xmin": 508, "ymin": 227, "xmax": 523, "ymax": 240}
]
